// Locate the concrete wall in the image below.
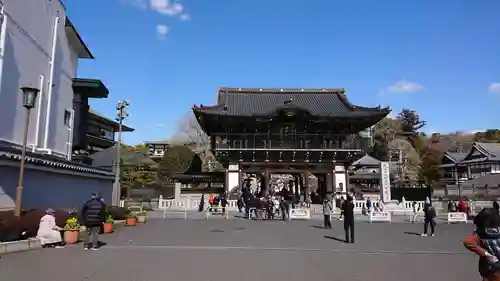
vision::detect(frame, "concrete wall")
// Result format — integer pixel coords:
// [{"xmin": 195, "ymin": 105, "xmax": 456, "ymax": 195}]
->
[
  {"xmin": 0, "ymin": 0, "xmax": 79, "ymax": 157},
  {"xmin": 0, "ymin": 165, "xmax": 113, "ymax": 211}
]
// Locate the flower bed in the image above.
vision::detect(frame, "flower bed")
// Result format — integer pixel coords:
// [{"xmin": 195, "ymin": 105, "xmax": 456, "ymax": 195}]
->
[
  {"xmin": 0, "ymin": 206, "xmax": 131, "ymax": 243},
  {"xmin": 0, "ymin": 209, "xmax": 72, "ymax": 242}
]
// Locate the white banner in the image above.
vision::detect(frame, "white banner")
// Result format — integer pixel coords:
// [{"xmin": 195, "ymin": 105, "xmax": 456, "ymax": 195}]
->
[{"xmin": 380, "ymin": 162, "xmax": 391, "ymax": 202}]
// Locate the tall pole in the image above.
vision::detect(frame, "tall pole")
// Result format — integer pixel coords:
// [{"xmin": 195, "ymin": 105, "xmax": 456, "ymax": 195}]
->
[
  {"xmin": 112, "ymin": 100, "xmax": 129, "ymax": 206},
  {"xmin": 112, "ymin": 120, "xmax": 123, "ymax": 205},
  {"xmin": 14, "ymin": 109, "xmax": 32, "ymax": 217}
]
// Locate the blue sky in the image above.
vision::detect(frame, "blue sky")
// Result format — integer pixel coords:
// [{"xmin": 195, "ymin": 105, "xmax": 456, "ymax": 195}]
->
[{"xmin": 64, "ymin": 0, "xmax": 500, "ymax": 144}]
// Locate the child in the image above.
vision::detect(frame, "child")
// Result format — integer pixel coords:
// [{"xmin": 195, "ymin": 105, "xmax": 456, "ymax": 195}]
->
[{"xmin": 463, "ymin": 208, "xmax": 500, "ymax": 281}]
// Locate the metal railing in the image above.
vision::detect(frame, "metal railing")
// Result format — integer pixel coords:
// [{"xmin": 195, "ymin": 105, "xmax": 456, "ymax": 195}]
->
[{"xmin": 212, "ymin": 133, "xmax": 368, "ymax": 151}]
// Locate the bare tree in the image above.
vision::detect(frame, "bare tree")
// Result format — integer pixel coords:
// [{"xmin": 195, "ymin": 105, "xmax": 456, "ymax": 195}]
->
[
  {"xmin": 169, "ymin": 112, "xmax": 210, "ymax": 152},
  {"xmin": 169, "ymin": 111, "xmax": 223, "ymax": 171},
  {"xmin": 388, "ymin": 138, "xmax": 420, "ymax": 181}
]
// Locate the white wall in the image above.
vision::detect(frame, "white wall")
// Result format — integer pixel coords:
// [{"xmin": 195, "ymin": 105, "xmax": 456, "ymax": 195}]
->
[
  {"xmin": 0, "ymin": 0, "xmax": 79, "ymax": 157},
  {"xmin": 0, "ymin": 164, "xmax": 113, "ymax": 211}
]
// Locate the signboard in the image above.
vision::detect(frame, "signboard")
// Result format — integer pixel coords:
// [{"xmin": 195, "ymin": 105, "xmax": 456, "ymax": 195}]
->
[{"xmin": 380, "ymin": 162, "xmax": 391, "ymax": 202}]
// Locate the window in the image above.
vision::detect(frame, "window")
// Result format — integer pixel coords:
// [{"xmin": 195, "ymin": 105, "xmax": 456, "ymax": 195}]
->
[
  {"xmin": 64, "ymin": 109, "xmax": 74, "ymax": 160},
  {"xmin": 64, "ymin": 109, "xmax": 72, "ymax": 126}
]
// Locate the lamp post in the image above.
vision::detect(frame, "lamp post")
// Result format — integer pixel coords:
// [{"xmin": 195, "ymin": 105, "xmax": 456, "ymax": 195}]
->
[
  {"xmin": 112, "ymin": 100, "xmax": 130, "ymax": 206},
  {"xmin": 14, "ymin": 87, "xmax": 40, "ymax": 218}
]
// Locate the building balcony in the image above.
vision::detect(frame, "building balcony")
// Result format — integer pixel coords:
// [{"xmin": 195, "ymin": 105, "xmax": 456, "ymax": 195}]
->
[{"xmin": 212, "ymin": 133, "xmax": 370, "ymax": 151}]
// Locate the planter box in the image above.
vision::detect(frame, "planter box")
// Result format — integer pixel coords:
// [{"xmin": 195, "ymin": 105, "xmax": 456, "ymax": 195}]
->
[{"xmin": 0, "ymin": 238, "xmax": 41, "ymax": 254}]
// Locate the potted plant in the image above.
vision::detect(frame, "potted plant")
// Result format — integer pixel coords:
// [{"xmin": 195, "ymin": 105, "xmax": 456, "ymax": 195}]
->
[
  {"xmin": 103, "ymin": 215, "xmax": 114, "ymax": 233},
  {"xmin": 136, "ymin": 211, "xmax": 148, "ymax": 223},
  {"xmin": 125, "ymin": 213, "xmax": 137, "ymax": 226},
  {"xmin": 63, "ymin": 217, "xmax": 80, "ymax": 244}
]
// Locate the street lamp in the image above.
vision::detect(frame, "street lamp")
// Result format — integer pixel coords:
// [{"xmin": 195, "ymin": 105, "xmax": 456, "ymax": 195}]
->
[
  {"xmin": 14, "ymin": 87, "xmax": 40, "ymax": 218},
  {"xmin": 112, "ymin": 100, "xmax": 130, "ymax": 206}
]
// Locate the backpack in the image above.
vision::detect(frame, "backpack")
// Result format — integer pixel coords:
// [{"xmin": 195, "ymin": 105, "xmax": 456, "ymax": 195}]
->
[{"xmin": 479, "ymin": 228, "xmax": 500, "ymax": 274}]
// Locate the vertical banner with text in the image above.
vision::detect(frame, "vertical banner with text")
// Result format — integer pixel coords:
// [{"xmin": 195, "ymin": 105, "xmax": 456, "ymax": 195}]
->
[{"xmin": 380, "ymin": 162, "xmax": 391, "ymax": 202}]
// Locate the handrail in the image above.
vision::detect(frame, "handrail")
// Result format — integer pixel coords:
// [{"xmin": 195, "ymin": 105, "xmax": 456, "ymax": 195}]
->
[{"xmin": 213, "ymin": 133, "xmax": 368, "ymax": 150}]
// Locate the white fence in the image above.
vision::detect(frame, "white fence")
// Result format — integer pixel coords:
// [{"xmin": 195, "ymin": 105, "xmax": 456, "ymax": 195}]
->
[{"xmin": 158, "ymin": 198, "xmax": 238, "ymax": 211}]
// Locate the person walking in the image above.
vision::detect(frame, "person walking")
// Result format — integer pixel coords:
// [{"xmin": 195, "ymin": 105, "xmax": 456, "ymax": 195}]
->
[
  {"xmin": 81, "ymin": 193, "xmax": 106, "ymax": 251},
  {"xmin": 421, "ymin": 198, "xmax": 437, "ymax": 237},
  {"xmin": 343, "ymin": 196, "xmax": 355, "ymax": 243},
  {"xmin": 339, "ymin": 197, "xmax": 345, "ymax": 220},
  {"xmin": 323, "ymin": 198, "xmax": 333, "ymax": 229}
]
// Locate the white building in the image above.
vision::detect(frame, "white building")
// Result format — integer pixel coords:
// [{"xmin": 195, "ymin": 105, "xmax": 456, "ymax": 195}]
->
[{"xmin": 0, "ymin": 0, "xmax": 115, "ymax": 210}]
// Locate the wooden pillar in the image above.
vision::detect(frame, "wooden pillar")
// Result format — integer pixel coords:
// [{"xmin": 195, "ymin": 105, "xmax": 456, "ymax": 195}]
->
[
  {"xmin": 303, "ymin": 171, "xmax": 310, "ymax": 203},
  {"xmin": 326, "ymin": 172, "xmax": 334, "ymax": 200},
  {"xmin": 259, "ymin": 170, "xmax": 270, "ymax": 197},
  {"xmin": 294, "ymin": 175, "xmax": 299, "ymax": 197},
  {"xmin": 344, "ymin": 163, "xmax": 351, "ymax": 195}
]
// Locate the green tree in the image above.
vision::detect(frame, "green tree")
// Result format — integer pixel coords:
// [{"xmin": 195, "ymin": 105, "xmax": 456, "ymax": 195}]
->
[
  {"xmin": 157, "ymin": 145, "xmax": 196, "ymax": 197},
  {"xmin": 119, "ymin": 144, "xmax": 158, "ymax": 198},
  {"xmin": 474, "ymin": 129, "xmax": 500, "ymax": 143},
  {"xmin": 396, "ymin": 109, "xmax": 426, "ymax": 133}
]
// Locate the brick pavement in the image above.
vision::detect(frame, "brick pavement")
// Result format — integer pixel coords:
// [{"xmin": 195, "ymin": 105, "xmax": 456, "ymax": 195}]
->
[{"xmin": 0, "ymin": 218, "xmax": 479, "ymax": 281}]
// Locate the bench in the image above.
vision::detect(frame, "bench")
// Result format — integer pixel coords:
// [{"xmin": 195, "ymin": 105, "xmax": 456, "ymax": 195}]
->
[
  {"xmin": 409, "ymin": 211, "xmax": 425, "ymax": 223},
  {"xmin": 447, "ymin": 212, "xmax": 467, "ymax": 224},
  {"xmin": 331, "ymin": 208, "xmax": 343, "ymax": 220},
  {"xmin": 206, "ymin": 206, "xmax": 229, "ymax": 219},
  {"xmin": 163, "ymin": 208, "xmax": 187, "ymax": 219},
  {"xmin": 369, "ymin": 211, "xmax": 391, "ymax": 223}
]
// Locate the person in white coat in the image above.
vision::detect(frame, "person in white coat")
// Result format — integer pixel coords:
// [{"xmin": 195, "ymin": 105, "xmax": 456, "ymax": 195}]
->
[{"xmin": 36, "ymin": 208, "xmax": 64, "ymax": 248}]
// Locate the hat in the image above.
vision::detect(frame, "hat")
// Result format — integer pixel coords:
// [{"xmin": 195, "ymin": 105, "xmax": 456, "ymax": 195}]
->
[
  {"xmin": 45, "ymin": 208, "xmax": 55, "ymax": 214},
  {"xmin": 92, "ymin": 192, "xmax": 101, "ymax": 198}
]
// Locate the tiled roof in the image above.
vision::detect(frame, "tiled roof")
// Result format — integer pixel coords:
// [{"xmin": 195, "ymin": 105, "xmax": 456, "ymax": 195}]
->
[
  {"xmin": 444, "ymin": 152, "xmax": 468, "ymax": 163},
  {"xmin": 351, "ymin": 154, "xmax": 381, "ymax": 166},
  {"xmin": 90, "ymin": 145, "xmax": 155, "ymax": 168},
  {"xmin": 193, "ymin": 87, "xmax": 390, "ymax": 118},
  {"xmin": 475, "ymin": 142, "xmax": 500, "ymax": 161},
  {"xmin": 0, "ymin": 140, "xmax": 114, "ymax": 176}
]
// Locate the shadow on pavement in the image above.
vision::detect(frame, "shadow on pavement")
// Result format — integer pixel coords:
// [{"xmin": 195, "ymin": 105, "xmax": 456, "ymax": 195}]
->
[
  {"xmin": 324, "ymin": 235, "xmax": 348, "ymax": 243},
  {"xmin": 310, "ymin": 225, "xmax": 326, "ymax": 229},
  {"xmin": 403, "ymin": 232, "xmax": 421, "ymax": 236}
]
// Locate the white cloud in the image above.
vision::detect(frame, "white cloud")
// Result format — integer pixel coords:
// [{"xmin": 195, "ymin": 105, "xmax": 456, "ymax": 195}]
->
[
  {"xmin": 386, "ymin": 79, "xmax": 425, "ymax": 94},
  {"xmin": 488, "ymin": 82, "xmax": 500, "ymax": 95},
  {"xmin": 150, "ymin": 0, "xmax": 184, "ymax": 16},
  {"xmin": 179, "ymin": 14, "xmax": 191, "ymax": 21},
  {"xmin": 156, "ymin": 24, "xmax": 169, "ymax": 39}
]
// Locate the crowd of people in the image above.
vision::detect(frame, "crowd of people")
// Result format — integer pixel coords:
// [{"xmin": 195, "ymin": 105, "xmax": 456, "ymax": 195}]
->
[{"xmin": 31, "ymin": 188, "xmax": 500, "ymax": 280}]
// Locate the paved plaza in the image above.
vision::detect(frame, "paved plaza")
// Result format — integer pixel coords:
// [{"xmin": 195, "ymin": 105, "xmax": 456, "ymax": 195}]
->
[{"xmin": 0, "ymin": 218, "xmax": 479, "ymax": 281}]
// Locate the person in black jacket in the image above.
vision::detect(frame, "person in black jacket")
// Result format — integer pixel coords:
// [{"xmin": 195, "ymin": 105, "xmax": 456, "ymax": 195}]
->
[
  {"xmin": 422, "ymin": 198, "xmax": 436, "ymax": 237},
  {"xmin": 343, "ymin": 196, "xmax": 355, "ymax": 243},
  {"xmin": 81, "ymin": 193, "xmax": 106, "ymax": 250}
]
